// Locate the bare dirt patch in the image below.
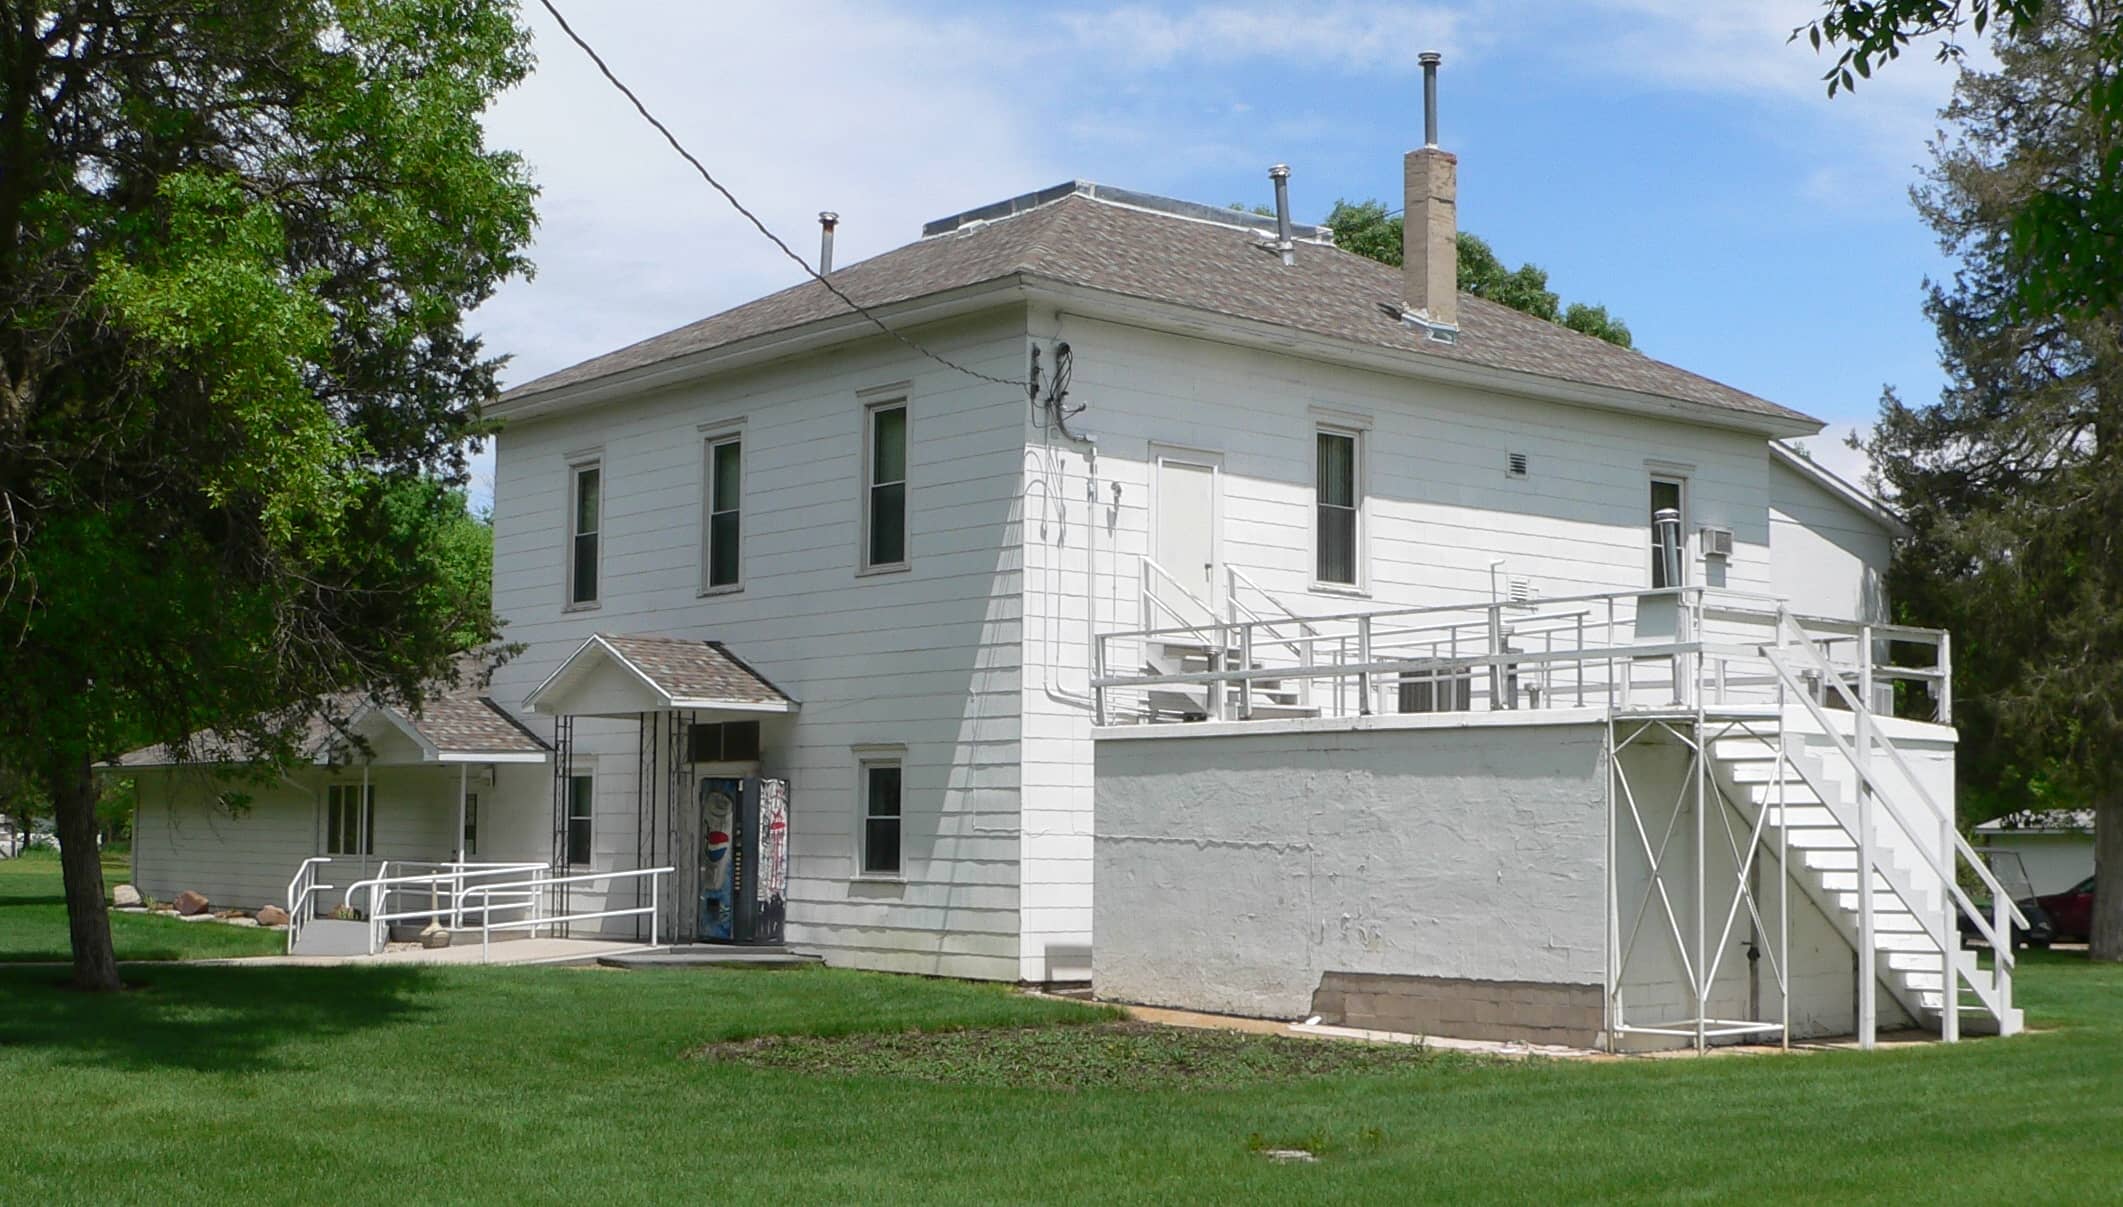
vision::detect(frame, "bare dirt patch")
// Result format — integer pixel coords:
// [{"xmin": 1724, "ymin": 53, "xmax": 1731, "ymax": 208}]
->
[{"xmin": 692, "ymin": 1021, "xmax": 1452, "ymax": 1091}]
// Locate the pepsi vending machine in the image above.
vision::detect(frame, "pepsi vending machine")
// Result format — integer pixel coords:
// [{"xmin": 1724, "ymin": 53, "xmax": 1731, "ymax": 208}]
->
[{"xmin": 698, "ymin": 776, "xmax": 789, "ymax": 944}]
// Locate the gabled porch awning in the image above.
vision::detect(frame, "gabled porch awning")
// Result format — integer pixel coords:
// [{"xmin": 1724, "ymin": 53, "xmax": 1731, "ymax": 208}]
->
[
  {"xmin": 524, "ymin": 633, "xmax": 799, "ymax": 720},
  {"xmin": 331, "ymin": 697, "xmax": 551, "ymax": 766}
]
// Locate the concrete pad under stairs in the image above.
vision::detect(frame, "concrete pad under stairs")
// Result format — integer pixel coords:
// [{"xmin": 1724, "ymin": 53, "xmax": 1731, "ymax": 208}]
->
[{"xmin": 596, "ymin": 944, "xmax": 823, "ymax": 971}]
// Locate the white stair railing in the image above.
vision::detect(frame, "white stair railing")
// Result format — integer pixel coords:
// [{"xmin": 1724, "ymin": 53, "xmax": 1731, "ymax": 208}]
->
[{"xmin": 1762, "ymin": 607, "xmax": 2025, "ymax": 1040}]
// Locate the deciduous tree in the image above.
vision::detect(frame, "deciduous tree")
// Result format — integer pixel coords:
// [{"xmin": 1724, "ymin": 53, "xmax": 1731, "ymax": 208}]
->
[
  {"xmin": 1325, "ymin": 200, "xmax": 1634, "ymax": 347},
  {"xmin": 0, "ymin": 2, "xmax": 536, "ymax": 989}
]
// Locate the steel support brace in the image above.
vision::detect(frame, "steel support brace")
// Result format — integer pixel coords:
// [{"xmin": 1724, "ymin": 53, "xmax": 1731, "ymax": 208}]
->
[{"xmin": 1607, "ymin": 712, "xmax": 1793, "ymax": 1053}]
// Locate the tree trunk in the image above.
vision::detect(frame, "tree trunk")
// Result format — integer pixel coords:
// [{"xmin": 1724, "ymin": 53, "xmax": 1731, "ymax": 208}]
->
[
  {"xmin": 2094, "ymin": 784, "xmax": 2123, "ymax": 963},
  {"xmin": 48, "ymin": 752, "xmax": 120, "ymax": 991}
]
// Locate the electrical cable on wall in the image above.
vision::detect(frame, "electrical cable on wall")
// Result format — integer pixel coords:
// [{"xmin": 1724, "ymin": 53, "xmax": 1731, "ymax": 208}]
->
[{"xmin": 536, "ymin": 0, "xmax": 1027, "ymax": 389}]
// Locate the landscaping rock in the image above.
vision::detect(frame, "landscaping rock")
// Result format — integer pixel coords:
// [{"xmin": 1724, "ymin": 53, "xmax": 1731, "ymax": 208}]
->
[
  {"xmin": 173, "ymin": 890, "xmax": 210, "ymax": 916},
  {"xmin": 112, "ymin": 883, "xmax": 142, "ymax": 908},
  {"xmin": 255, "ymin": 905, "xmax": 290, "ymax": 927}
]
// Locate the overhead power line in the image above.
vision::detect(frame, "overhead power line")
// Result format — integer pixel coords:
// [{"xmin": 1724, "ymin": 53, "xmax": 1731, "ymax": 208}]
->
[{"xmin": 535, "ymin": 0, "xmax": 1027, "ymax": 389}]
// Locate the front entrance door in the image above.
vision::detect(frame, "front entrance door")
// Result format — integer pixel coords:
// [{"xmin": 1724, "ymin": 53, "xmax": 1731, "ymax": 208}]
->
[{"xmin": 1155, "ymin": 453, "xmax": 1219, "ymax": 619}]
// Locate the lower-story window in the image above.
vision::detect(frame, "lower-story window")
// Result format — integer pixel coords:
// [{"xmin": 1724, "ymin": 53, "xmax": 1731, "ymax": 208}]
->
[
  {"xmin": 326, "ymin": 784, "xmax": 375, "ymax": 855},
  {"xmin": 861, "ymin": 760, "xmax": 902, "ymax": 876},
  {"xmin": 565, "ymin": 774, "xmax": 593, "ymax": 866},
  {"xmin": 461, "ymin": 793, "xmax": 479, "ymax": 857}
]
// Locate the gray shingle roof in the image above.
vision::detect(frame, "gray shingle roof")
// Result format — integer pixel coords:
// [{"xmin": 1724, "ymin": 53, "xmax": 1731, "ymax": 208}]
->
[
  {"xmin": 596, "ymin": 635, "xmax": 794, "ymax": 707},
  {"xmin": 503, "ymin": 186, "xmax": 1816, "ymax": 429},
  {"xmin": 109, "ymin": 661, "xmax": 548, "ymax": 768}
]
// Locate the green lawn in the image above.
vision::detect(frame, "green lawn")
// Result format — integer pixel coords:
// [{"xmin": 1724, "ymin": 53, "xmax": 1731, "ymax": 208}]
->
[
  {"xmin": 0, "ymin": 850, "xmax": 285, "ymax": 962},
  {"xmin": 2, "ymin": 856, "xmax": 2121, "ymax": 1204}
]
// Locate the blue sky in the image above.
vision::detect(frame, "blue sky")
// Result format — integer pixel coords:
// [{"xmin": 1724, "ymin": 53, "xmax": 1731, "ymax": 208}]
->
[{"xmin": 471, "ymin": 1, "xmax": 1982, "ymax": 502}]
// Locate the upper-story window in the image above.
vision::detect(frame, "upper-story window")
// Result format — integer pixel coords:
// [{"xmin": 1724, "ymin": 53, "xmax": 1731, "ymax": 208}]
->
[
  {"xmin": 567, "ymin": 460, "xmax": 602, "ymax": 607},
  {"xmin": 703, "ymin": 433, "xmax": 742, "ymax": 592},
  {"xmin": 1315, "ymin": 428, "xmax": 1361, "ymax": 587},
  {"xmin": 1650, "ymin": 475, "xmax": 1686, "ymax": 589},
  {"xmin": 864, "ymin": 401, "xmax": 908, "ymax": 570}
]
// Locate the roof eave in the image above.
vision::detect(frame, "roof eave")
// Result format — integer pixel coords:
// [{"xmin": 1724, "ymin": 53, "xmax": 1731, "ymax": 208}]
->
[
  {"xmin": 1770, "ymin": 442, "xmax": 1911, "ymax": 537},
  {"xmin": 491, "ymin": 276, "xmax": 1035, "ymax": 423},
  {"xmin": 1020, "ymin": 277, "xmax": 1822, "ymax": 439}
]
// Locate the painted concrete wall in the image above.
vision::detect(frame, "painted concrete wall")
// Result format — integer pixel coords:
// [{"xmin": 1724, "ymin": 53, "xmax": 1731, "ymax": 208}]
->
[
  {"xmin": 1094, "ymin": 713, "xmax": 1910, "ymax": 1045},
  {"xmin": 129, "ymin": 762, "xmax": 549, "ymax": 912},
  {"xmin": 1092, "ymin": 715, "xmax": 1612, "ymax": 1021},
  {"xmin": 486, "ymin": 313, "xmax": 1030, "ymax": 980}
]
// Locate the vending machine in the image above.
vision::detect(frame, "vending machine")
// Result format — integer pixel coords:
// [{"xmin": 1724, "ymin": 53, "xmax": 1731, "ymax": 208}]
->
[{"xmin": 698, "ymin": 776, "xmax": 789, "ymax": 945}]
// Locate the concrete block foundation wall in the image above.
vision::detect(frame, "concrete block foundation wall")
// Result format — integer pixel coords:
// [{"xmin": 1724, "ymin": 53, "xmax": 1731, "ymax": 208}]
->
[{"xmin": 1312, "ymin": 972, "xmax": 1604, "ymax": 1047}]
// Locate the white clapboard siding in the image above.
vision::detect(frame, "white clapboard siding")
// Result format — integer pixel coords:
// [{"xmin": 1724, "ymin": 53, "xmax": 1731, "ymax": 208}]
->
[
  {"xmin": 1013, "ymin": 311, "xmax": 1826, "ymax": 981},
  {"xmin": 486, "ymin": 313, "xmax": 1030, "ymax": 980}
]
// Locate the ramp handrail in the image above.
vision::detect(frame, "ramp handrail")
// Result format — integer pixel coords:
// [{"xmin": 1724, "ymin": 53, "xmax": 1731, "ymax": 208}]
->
[
  {"xmin": 284, "ymin": 856, "xmax": 334, "ymax": 954},
  {"xmin": 459, "ymin": 865, "xmax": 674, "ymax": 963},
  {"xmin": 340, "ymin": 861, "xmax": 551, "ymax": 954}
]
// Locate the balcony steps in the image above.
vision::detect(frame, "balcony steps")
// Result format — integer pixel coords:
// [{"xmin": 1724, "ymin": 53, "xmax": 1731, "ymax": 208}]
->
[{"xmin": 1707, "ymin": 733, "xmax": 2021, "ymax": 1039}]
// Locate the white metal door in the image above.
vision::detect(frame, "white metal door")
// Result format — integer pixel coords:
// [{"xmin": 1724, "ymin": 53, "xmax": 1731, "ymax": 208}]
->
[{"xmin": 1156, "ymin": 456, "xmax": 1218, "ymax": 609}]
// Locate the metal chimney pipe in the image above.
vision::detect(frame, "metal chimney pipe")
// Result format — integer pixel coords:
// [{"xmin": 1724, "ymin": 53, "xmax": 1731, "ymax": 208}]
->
[
  {"xmin": 1420, "ymin": 51, "xmax": 1442, "ymax": 147},
  {"xmin": 817, "ymin": 211, "xmax": 839, "ymax": 274},
  {"xmin": 1268, "ymin": 164, "xmax": 1295, "ymax": 267}
]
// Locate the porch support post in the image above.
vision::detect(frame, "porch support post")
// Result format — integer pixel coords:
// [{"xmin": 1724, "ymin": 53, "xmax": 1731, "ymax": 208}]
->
[
  {"xmin": 360, "ymin": 761, "xmax": 372, "ymax": 884},
  {"xmin": 456, "ymin": 763, "xmax": 469, "ymax": 864}
]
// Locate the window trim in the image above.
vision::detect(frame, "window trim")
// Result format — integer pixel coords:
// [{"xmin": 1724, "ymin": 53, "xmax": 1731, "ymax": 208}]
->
[
  {"xmin": 854, "ymin": 746, "xmax": 906, "ymax": 881},
  {"xmin": 700, "ymin": 428, "xmax": 744, "ymax": 595},
  {"xmin": 325, "ymin": 783, "xmax": 376, "ymax": 856},
  {"xmin": 564, "ymin": 456, "xmax": 604, "ymax": 610},
  {"xmin": 859, "ymin": 397, "xmax": 911, "ymax": 575},
  {"xmin": 1312, "ymin": 423, "xmax": 1367, "ymax": 594},
  {"xmin": 461, "ymin": 792, "xmax": 478, "ymax": 858},
  {"xmin": 564, "ymin": 771, "xmax": 595, "ymax": 869},
  {"xmin": 1649, "ymin": 471, "xmax": 1691, "ymax": 590}
]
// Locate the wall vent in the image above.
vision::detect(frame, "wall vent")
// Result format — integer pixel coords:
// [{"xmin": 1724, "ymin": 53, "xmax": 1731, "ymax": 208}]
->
[
  {"xmin": 1507, "ymin": 576, "xmax": 1535, "ymax": 604},
  {"xmin": 1506, "ymin": 451, "xmax": 1529, "ymax": 478}
]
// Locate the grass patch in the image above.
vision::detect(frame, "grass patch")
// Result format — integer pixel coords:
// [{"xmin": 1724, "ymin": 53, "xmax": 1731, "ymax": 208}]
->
[
  {"xmin": 0, "ymin": 850, "xmax": 283, "ymax": 963},
  {"xmin": 2, "ymin": 851, "xmax": 2121, "ymax": 1201},
  {"xmin": 698, "ymin": 1020, "xmax": 1450, "ymax": 1090}
]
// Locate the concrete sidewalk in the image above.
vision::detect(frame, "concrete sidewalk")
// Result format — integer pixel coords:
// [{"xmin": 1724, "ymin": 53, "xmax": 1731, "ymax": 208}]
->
[{"xmin": 190, "ymin": 938, "xmax": 658, "ymax": 968}]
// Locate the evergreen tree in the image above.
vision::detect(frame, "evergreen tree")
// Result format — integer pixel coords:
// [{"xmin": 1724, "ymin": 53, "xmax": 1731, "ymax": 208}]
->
[{"xmin": 1863, "ymin": 2, "xmax": 2123, "ymax": 959}]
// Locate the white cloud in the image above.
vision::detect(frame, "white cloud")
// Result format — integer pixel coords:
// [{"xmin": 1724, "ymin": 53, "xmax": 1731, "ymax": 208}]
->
[
  {"xmin": 1056, "ymin": 3, "xmax": 1470, "ymax": 71},
  {"xmin": 1581, "ymin": 0, "xmax": 1986, "ymax": 187}
]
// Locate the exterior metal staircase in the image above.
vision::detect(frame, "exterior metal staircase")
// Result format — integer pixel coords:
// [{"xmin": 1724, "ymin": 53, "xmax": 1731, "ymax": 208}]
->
[
  {"xmin": 1139, "ymin": 638, "xmax": 1316, "ymax": 720},
  {"xmin": 1693, "ymin": 607, "xmax": 2028, "ymax": 1042},
  {"xmin": 1708, "ymin": 731, "xmax": 2021, "ymax": 1037}
]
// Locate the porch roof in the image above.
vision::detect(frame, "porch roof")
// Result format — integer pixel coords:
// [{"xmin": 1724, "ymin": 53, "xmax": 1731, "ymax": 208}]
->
[
  {"xmin": 338, "ymin": 697, "xmax": 551, "ymax": 765},
  {"xmin": 524, "ymin": 633, "xmax": 799, "ymax": 719}
]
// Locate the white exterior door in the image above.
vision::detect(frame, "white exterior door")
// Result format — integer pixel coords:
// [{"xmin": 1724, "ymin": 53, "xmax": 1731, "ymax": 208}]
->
[{"xmin": 1154, "ymin": 454, "xmax": 1219, "ymax": 618}]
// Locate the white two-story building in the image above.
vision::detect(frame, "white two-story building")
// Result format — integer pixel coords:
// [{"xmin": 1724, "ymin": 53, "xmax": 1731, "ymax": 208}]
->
[{"xmin": 123, "ymin": 86, "xmax": 2027, "ymax": 1051}]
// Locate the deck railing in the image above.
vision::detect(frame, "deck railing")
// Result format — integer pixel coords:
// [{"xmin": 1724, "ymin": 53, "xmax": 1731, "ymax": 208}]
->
[{"xmin": 1092, "ymin": 585, "xmax": 1952, "ymax": 728}]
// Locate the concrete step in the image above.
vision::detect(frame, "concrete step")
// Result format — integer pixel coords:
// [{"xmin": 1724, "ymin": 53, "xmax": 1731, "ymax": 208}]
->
[{"xmin": 598, "ymin": 945, "xmax": 823, "ymax": 971}]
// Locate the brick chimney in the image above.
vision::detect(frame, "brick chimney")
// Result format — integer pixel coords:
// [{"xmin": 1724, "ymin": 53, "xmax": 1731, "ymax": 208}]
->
[{"xmin": 1403, "ymin": 51, "xmax": 1457, "ymax": 332}]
